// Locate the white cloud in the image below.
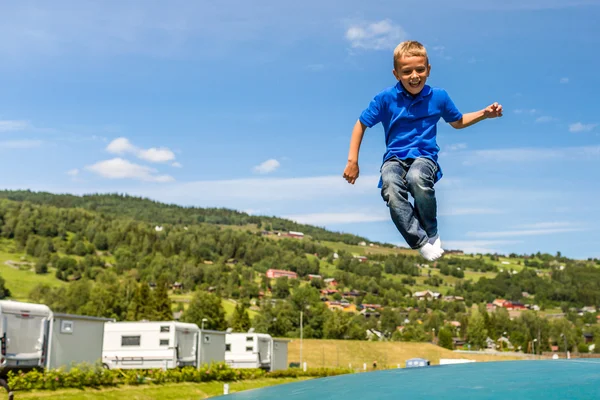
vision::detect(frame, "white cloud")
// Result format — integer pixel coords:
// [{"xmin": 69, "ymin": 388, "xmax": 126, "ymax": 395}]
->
[
  {"xmin": 459, "ymin": 145, "xmax": 600, "ymax": 165},
  {"xmin": 535, "ymin": 116, "xmax": 558, "ymax": 123},
  {"xmin": 0, "ymin": 120, "xmax": 30, "ymax": 132},
  {"xmin": 513, "ymin": 109, "xmax": 537, "ymax": 115},
  {"xmin": 466, "ymin": 226, "xmax": 586, "ymax": 239},
  {"xmin": 439, "ymin": 208, "xmax": 504, "ymax": 217},
  {"xmin": 560, "ymin": 77, "xmax": 569, "ymax": 84},
  {"xmin": 345, "ymin": 19, "xmax": 406, "ymax": 51},
  {"xmin": 442, "ymin": 240, "xmax": 519, "ymax": 254},
  {"xmin": 569, "ymin": 122, "xmax": 598, "ymax": 133},
  {"xmin": 106, "ymin": 137, "xmax": 176, "ymax": 163},
  {"xmin": 283, "ymin": 212, "xmax": 388, "ymax": 225},
  {"xmin": 85, "ymin": 158, "xmax": 174, "ymax": 183},
  {"xmin": 445, "ymin": 143, "xmax": 468, "ymax": 151},
  {"xmin": 67, "ymin": 168, "xmax": 79, "ymax": 176},
  {"xmin": 253, "ymin": 159, "xmax": 281, "ymax": 174},
  {"xmin": 0, "ymin": 139, "xmax": 42, "ymax": 149},
  {"xmin": 514, "ymin": 222, "xmax": 579, "ymax": 229},
  {"xmin": 106, "ymin": 137, "xmax": 136, "ymax": 154},
  {"xmin": 171, "ymin": 162, "xmax": 183, "ymax": 168},
  {"xmin": 137, "ymin": 147, "xmax": 175, "ymax": 163}
]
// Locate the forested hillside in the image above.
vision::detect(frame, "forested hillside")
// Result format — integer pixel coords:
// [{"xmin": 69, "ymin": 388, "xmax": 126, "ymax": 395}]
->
[{"xmin": 1, "ymin": 190, "xmax": 600, "ymax": 355}]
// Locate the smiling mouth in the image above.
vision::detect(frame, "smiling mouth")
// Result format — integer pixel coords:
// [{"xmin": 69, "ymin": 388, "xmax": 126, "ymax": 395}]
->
[{"xmin": 409, "ymin": 80, "xmax": 421, "ymax": 88}]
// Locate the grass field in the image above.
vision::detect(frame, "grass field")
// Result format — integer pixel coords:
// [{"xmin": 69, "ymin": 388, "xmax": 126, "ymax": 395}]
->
[
  {"xmin": 14, "ymin": 378, "xmax": 308, "ymax": 399},
  {"xmin": 0, "ymin": 249, "xmax": 65, "ymax": 301},
  {"xmin": 286, "ymin": 339, "xmax": 527, "ymax": 370}
]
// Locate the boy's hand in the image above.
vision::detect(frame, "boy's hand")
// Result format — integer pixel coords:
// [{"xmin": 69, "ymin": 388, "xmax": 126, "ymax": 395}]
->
[
  {"xmin": 343, "ymin": 161, "xmax": 359, "ymax": 184},
  {"xmin": 484, "ymin": 102, "xmax": 503, "ymax": 118}
]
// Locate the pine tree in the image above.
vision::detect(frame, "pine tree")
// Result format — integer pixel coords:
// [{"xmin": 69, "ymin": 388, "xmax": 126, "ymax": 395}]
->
[
  {"xmin": 230, "ymin": 303, "xmax": 251, "ymax": 332},
  {"xmin": 153, "ymin": 278, "xmax": 173, "ymax": 320}
]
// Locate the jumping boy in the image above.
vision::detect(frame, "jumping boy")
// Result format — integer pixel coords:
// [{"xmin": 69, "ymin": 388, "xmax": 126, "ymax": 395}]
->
[{"xmin": 343, "ymin": 40, "xmax": 502, "ymax": 261}]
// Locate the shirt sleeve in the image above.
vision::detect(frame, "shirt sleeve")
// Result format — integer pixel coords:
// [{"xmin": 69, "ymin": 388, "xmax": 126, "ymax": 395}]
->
[
  {"xmin": 359, "ymin": 95, "xmax": 383, "ymax": 128},
  {"xmin": 441, "ymin": 91, "xmax": 462, "ymax": 123}
]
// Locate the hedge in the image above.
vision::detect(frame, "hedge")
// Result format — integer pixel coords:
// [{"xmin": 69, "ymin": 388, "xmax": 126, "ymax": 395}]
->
[{"xmin": 6, "ymin": 362, "xmax": 355, "ymax": 392}]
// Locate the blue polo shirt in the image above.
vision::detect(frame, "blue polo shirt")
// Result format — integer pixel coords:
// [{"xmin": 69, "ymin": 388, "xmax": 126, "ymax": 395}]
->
[{"xmin": 359, "ymin": 83, "xmax": 462, "ymax": 184}]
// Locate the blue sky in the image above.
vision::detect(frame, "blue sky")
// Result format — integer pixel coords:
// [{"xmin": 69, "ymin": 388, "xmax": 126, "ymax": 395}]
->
[{"xmin": 1, "ymin": 0, "xmax": 600, "ymax": 259}]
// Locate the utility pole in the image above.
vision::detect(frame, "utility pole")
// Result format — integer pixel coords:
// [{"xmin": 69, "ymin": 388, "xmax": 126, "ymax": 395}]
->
[{"xmin": 300, "ymin": 311, "xmax": 303, "ymax": 366}]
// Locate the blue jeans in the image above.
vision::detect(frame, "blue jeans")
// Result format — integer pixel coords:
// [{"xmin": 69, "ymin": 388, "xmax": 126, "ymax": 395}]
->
[{"xmin": 380, "ymin": 157, "xmax": 438, "ymax": 249}]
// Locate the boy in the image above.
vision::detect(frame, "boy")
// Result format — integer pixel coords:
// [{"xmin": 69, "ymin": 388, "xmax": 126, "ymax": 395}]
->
[{"xmin": 343, "ymin": 40, "xmax": 502, "ymax": 261}]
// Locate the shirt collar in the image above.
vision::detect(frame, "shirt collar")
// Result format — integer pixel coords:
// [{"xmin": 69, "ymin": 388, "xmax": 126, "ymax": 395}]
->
[{"xmin": 396, "ymin": 82, "xmax": 432, "ymax": 100}]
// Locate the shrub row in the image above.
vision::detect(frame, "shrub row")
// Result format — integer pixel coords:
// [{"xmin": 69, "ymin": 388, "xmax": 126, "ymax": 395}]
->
[{"xmin": 6, "ymin": 362, "xmax": 354, "ymax": 392}]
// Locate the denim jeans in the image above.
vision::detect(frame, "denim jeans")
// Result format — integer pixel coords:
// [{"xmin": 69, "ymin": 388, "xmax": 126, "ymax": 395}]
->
[{"xmin": 380, "ymin": 157, "xmax": 438, "ymax": 249}]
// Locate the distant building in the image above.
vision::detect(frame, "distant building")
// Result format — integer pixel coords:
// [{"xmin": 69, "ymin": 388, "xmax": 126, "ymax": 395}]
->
[
  {"xmin": 287, "ymin": 231, "xmax": 304, "ymax": 239},
  {"xmin": 266, "ymin": 269, "xmax": 298, "ymax": 279}
]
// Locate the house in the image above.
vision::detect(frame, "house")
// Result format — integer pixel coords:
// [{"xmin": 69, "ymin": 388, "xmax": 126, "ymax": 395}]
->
[
  {"xmin": 324, "ymin": 278, "xmax": 338, "ymax": 286},
  {"xmin": 326, "ymin": 301, "xmax": 357, "ymax": 313},
  {"xmin": 443, "ymin": 295, "xmax": 464, "ymax": 302},
  {"xmin": 172, "ymin": 282, "xmax": 183, "ymax": 290},
  {"xmin": 287, "ymin": 231, "xmax": 304, "ymax": 239},
  {"xmin": 265, "ymin": 269, "xmax": 298, "ymax": 279},
  {"xmin": 413, "ymin": 290, "xmax": 441, "ymax": 300},
  {"xmin": 308, "ymin": 274, "xmax": 322, "ymax": 280},
  {"xmin": 492, "ymin": 299, "xmax": 507, "ymax": 308},
  {"xmin": 320, "ymin": 289, "xmax": 338, "ymax": 296},
  {"xmin": 342, "ymin": 290, "xmax": 362, "ymax": 297},
  {"xmin": 361, "ymin": 303, "xmax": 382, "ymax": 310},
  {"xmin": 583, "ymin": 333, "xmax": 594, "ymax": 344},
  {"xmin": 353, "ymin": 255, "xmax": 368, "ymax": 262}
]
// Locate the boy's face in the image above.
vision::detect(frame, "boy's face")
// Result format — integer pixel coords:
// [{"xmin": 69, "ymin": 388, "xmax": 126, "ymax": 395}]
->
[{"xmin": 393, "ymin": 55, "xmax": 431, "ymax": 95}]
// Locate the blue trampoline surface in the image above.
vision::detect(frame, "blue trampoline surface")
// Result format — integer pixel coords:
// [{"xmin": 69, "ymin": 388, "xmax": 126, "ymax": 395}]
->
[{"xmin": 213, "ymin": 360, "xmax": 600, "ymax": 400}]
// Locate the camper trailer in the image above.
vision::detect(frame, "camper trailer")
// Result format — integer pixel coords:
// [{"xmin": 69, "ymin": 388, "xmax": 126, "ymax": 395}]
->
[
  {"xmin": 0, "ymin": 300, "xmax": 52, "ymax": 373},
  {"xmin": 225, "ymin": 332, "xmax": 288, "ymax": 371},
  {"xmin": 197, "ymin": 329, "xmax": 226, "ymax": 367},
  {"xmin": 46, "ymin": 313, "xmax": 113, "ymax": 371},
  {"xmin": 271, "ymin": 338, "xmax": 289, "ymax": 371},
  {"xmin": 102, "ymin": 321, "xmax": 200, "ymax": 370}
]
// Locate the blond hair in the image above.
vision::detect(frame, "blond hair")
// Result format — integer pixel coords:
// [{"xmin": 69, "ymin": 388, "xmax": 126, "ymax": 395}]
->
[{"xmin": 393, "ymin": 40, "xmax": 428, "ymax": 70}]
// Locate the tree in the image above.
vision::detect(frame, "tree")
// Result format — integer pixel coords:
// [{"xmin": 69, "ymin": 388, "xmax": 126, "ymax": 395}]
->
[
  {"xmin": 438, "ymin": 327, "xmax": 454, "ymax": 350},
  {"xmin": 467, "ymin": 309, "xmax": 488, "ymax": 350},
  {"xmin": 153, "ymin": 278, "xmax": 173, "ymax": 320},
  {"xmin": 273, "ymin": 277, "xmax": 290, "ymax": 299},
  {"xmin": 182, "ymin": 291, "xmax": 227, "ymax": 331},
  {"xmin": 230, "ymin": 302, "xmax": 252, "ymax": 332}
]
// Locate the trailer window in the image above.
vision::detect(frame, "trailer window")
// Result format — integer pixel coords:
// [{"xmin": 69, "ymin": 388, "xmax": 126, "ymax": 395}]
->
[
  {"xmin": 121, "ymin": 335, "xmax": 141, "ymax": 346},
  {"xmin": 160, "ymin": 339, "xmax": 169, "ymax": 346},
  {"xmin": 225, "ymin": 344, "xmax": 231, "ymax": 351},
  {"xmin": 160, "ymin": 326, "xmax": 170, "ymax": 333},
  {"xmin": 246, "ymin": 346, "xmax": 253, "ymax": 352},
  {"xmin": 60, "ymin": 320, "xmax": 74, "ymax": 334},
  {"xmin": 246, "ymin": 336, "xmax": 253, "ymax": 342}
]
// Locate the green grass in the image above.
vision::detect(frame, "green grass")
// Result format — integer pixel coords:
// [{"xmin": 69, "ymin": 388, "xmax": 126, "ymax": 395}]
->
[
  {"xmin": 0, "ymin": 249, "xmax": 66, "ymax": 301},
  {"xmin": 287, "ymin": 339, "xmax": 529, "ymax": 370},
  {"xmin": 14, "ymin": 378, "xmax": 309, "ymax": 399}
]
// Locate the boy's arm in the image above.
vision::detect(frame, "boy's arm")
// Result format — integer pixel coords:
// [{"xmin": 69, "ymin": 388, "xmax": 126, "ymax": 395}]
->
[
  {"xmin": 450, "ymin": 102, "xmax": 503, "ymax": 129},
  {"xmin": 343, "ymin": 120, "xmax": 367, "ymax": 184}
]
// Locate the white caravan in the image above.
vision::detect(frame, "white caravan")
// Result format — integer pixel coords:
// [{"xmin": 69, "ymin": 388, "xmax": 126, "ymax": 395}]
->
[
  {"xmin": 225, "ymin": 332, "xmax": 287, "ymax": 371},
  {"xmin": 0, "ymin": 300, "xmax": 52, "ymax": 372},
  {"xmin": 102, "ymin": 321, "xmax": 200, "ymax": 370}
]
